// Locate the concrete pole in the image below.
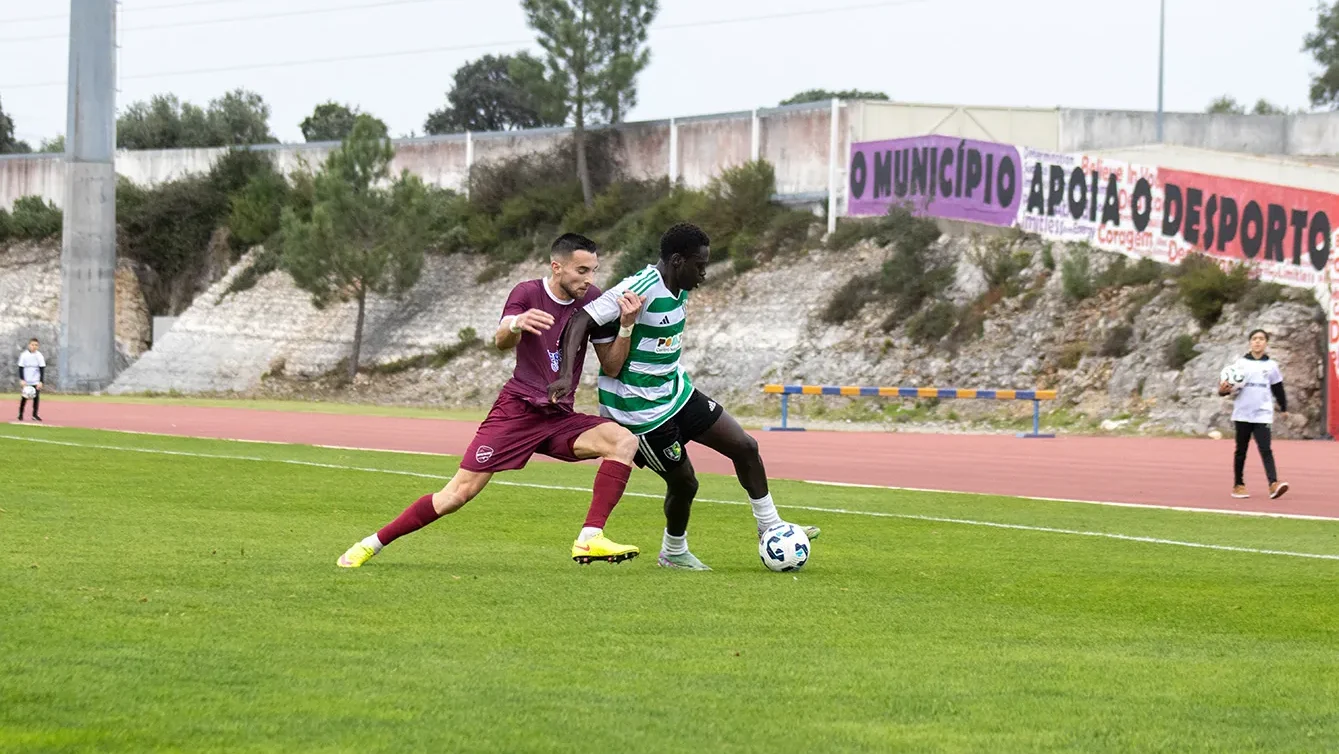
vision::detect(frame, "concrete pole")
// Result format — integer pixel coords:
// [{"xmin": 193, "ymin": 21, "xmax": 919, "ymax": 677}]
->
[
  {"xmin": 59, "ymin": 0, "xmax": 117, "ymax": 392},
  {"xmin": 827, "ymin": 98, "xmax": 839, "ymax": 236},
  {"xmin": 1156, "ymin": 0, "xmax": 1165, "ymax": 143},
  {"xmin": 464, "ymin": 131, "xmax": 473, "ymax": 198},
  {"xmin": 668, "ymin": 117, "xmax": 678, "ymax": 184},
  {"xmin": 750, "ymin": 109, "xmax": 760, "ymax": 162}
]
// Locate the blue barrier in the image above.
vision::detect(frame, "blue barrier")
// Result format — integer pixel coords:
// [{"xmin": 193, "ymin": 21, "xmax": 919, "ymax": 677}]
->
[{"xmin": 761, "ymin": 384, "xmax": 1058, "ymax": 438}]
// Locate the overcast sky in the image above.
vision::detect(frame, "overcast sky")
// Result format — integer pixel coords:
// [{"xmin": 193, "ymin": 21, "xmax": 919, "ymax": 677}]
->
[{"xmin": 0, "ymin": 0, "xmax": 1323, "ymax": 146}]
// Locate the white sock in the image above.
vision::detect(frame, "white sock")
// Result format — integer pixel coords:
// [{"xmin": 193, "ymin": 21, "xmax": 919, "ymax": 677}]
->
[
  {"xmin": 577, "ymin": 527, "xmax": 602, "ymax": 543},
  {"xmin": 750, "ymin": 493, "xmax": 782, "ymax": 530},
  {"xmin": 361, "ymin": 534, "xmax": 384, "ymax": 553},
  {"xmin": 662, "ymin": 529, "xmax": 688, "ymax": 556}
]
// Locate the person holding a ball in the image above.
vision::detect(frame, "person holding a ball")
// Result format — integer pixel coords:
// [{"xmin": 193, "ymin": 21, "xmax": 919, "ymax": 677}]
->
[
  {"xmin": 1219, "ymin": 329, "xmax": 1289, "ymax": 500},
  {"xmin": 17, "ymin": 337, "xmax": 45, "ymax": 422}
]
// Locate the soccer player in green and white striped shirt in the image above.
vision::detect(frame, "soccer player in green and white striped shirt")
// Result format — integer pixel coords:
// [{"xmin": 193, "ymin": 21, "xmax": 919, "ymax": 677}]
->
[{"xmin": 550, "ymin": 223, "xmax": 820, "ymax": 570}]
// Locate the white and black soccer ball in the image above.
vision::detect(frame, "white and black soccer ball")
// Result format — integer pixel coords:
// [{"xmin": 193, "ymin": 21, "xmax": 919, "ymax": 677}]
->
[
  {"xmin": 1220, "ymin": 364, "xmax": 1246, "ymax": 391},
  {"xmin": 21, "ymin": 384, "xmax": 36, "ymax": 399},
  {"xmin": 759, "ymin": 523, "xmax": 810, "ymax": 572}
]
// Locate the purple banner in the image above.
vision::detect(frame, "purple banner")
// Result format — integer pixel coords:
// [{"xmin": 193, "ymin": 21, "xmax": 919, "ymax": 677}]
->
[{"xmin": 848, "ymin": 135, "xmax": 1022, "ymax": 226}]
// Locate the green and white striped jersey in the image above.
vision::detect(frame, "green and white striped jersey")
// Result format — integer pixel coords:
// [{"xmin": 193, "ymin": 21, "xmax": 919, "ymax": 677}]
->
[{"xmin": 584, "ymin": 265, "xmax": 693, "ymax": 434}]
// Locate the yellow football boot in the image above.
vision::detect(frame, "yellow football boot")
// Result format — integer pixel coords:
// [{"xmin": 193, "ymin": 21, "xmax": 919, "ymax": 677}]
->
[{"xmin": 571, "ymin": 532, "xmax": 639, "ymax": 564}]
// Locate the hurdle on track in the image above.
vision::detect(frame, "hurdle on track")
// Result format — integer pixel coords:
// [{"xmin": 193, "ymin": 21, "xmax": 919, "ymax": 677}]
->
[{"xmin": 760, "ymin": 384, "xmax": 1059, "ymax": 438}]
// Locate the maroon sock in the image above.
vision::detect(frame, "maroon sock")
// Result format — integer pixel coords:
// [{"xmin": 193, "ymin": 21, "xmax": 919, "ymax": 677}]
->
[
  {"xmin": 376, "ymin": 494, "xmax": 443, "ymax": 546},
  {"xmin": 583, "ymin": 461, "xmax": 632, "ymax": 530}
]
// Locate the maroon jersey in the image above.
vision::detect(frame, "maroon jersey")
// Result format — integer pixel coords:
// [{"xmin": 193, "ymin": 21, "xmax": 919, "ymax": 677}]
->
[{"xmin": 500, "ymin": 278, "xmax": 604, "ymax": 409}]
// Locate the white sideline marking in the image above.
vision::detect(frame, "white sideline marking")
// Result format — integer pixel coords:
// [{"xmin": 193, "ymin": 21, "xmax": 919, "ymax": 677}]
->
[
  {"xmin": 3, "ymin": 433, "xmax": 1338, "ymax": 562},
  {"xmin": 806, "ymin": 479, "xmax": 1339, "ymax": 522}
]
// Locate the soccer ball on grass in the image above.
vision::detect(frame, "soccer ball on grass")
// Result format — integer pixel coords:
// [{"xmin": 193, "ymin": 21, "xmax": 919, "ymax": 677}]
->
[{"xmin": 759, "ymin": 523, "xmax": 810, "ymax": 572}]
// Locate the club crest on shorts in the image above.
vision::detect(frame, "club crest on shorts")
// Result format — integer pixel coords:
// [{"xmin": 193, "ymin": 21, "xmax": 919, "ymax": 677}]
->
[
  {"xmin": 475, "ymin": 445, "xmax": 495, "ymax": 464},
  {"xmin": 663, "ymin": 441, "xmax": 682, "ymax": 462},
  {"xmin": 548, "ymin": 349, "xmax": 562, "ymax": 373}
]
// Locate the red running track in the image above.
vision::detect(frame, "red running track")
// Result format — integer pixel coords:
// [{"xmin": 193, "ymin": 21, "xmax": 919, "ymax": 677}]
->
[{"xmin": 10, "ymin": 400, "xmax": 1339, "ymax": 519}]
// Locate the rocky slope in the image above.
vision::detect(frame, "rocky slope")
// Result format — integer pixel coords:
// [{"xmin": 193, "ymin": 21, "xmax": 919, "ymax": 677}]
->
[{"xmin": 103, "ymin": 229, "xmax": 1328, "ymax": 439}]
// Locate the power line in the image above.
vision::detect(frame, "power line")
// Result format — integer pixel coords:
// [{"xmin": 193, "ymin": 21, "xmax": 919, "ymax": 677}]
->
[
  {"xmin": 657, "ymin": 0, "xmax": 930, "ymax": 31},
  {"xmin": 0, "ymin": 0, "xmax": 461, "ymax": 44},
  {"xmin": 0, "ymin": 0, "xmax": 933, "ymax": 90},
  {"xmin": 0, "ymin": 0, "xmax": 282, "ymax": 25},
  {"xmin": 2, "ymin": 38, "xmax": 534, "ymax": 90}
]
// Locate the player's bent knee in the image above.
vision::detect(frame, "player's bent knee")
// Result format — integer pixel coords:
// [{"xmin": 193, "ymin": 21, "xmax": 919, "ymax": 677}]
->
[
  {"xmin": 433, "ymin": 471, "xmax": 489, "ymax": 514},
  {"xmin": 669, "ymin": 471, "xmax": 699, "ymax": 498},
  {"xmin": 609, "ymin": 428, "xmax": 639, "ymax": 464}
]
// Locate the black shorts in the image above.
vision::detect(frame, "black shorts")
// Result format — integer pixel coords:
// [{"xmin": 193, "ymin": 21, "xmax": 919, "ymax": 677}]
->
[{"xmin": 632, "ymin": 390, "xmax": 724, "ymax": 474}]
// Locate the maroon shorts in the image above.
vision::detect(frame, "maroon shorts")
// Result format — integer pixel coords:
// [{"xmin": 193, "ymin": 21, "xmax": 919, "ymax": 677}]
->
[{"xmin": 460, "ymin": 390, "xmax": 610, "ymax": 472}]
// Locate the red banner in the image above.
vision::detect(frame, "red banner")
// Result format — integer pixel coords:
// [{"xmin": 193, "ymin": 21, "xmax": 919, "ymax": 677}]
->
[{"xmin": 1157, "ymin": 168, "xmax": 1335, "ymax": 287}]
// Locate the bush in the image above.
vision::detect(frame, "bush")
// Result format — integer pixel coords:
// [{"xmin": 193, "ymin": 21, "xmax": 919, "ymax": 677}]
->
[
  {"xmin": 967, "ymin": 233, "xmax": 1032, "ymax": 295},
  {"xmin": 119, "ymin": 149, "xmax": 293, "ymax": 314},
  {"xmin": 606, "ymin": 186, "xmax": 710, "ymax": 282},
  {"xmin": 1040, "ymin": 241, "xmax": 1056, "ymax": 271},
  {"xmin": 876, "ymin": 205, "xmax": 951, "ymax": 318},
  {"xmin": 906, "ymin": 301, "xmax": 957, "ymax": 343},
  {"xmin": 1097, "ymin": 256, "xmax": 1163, "ymax": 289},
  {"xmin": 368, "ymin": 327, "xmax": 482, "ymax": 374},
  {"xmin": 229, "ymin": 170, "xmax": 291, "ymax": 247},
  {"xmin": 826, "ymin": 218, "xmax": 880, "ymax": 250},
  {"xmin": 821, "ymin": 273, "xmax": 878, "ymax": 325},
  {"xmin": 470, "ymin": 131, "xmax": 622, "ymax": 217},
  {"xmin": 1176, "ymin": 254, "xmax": 1249, "ymax": 328},
  {"xmin": 1238, "ymin": 281, "xmax": 1286, "ymax": 313},
  {"xmin": 563, "ymin": 178, "xmax": 669, "ymax": 233},
  {"xmin": 220, "ymin": 246, "xmax": 281, "ymax": 299},
  {"xmin": 118, "ymin": 174, "xmax": 228, "ymax": 311},
  {"xmin": 7, "ymin": 195, "xmax": 62, "ymax": 239},
  {"xmin": 1057, "ymin": 341, "xmax": 1087, "ymax": 370},
  {"xmin": 1061, "ymin": 243, "xmax": 1095, "ymax": 301},
  {"xmin": 699, "ymin": 160, "xmax": 784, "ymax": 266},
  {"xmin": 949, "ymin": 299, "xmax": 987, "ymax": 343},
  {"xmin": 761, "ymin": 208, "xmax": 815, "ymax": 258},
  {"xmin": 1165, "ymin": 333, "xmax": 1198, "ymax": 369},
  {"xmin": 459, "ymin": 131, "xmax": 625, "ymax": 258},
  {"xmin": 1099, "ymin": 323, "xmax": 1135, "ymax": 357}
]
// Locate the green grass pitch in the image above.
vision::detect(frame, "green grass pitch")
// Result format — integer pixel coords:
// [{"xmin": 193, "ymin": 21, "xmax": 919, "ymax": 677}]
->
[{"xmin": 2, "ymin": 425, "xmax": 1337, "ymax": 752}]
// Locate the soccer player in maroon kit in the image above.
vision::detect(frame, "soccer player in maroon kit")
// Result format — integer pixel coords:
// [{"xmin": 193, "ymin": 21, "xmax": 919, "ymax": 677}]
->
[{"xmin": 337, "ymin": 234, "xmax": 646, "ymax": 567}]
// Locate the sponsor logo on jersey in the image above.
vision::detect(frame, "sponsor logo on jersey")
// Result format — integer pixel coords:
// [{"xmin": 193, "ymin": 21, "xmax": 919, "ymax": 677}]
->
[
  {"xmin": 654, "ymin": 334, "xmax": 681, "ymax": 354},
  {"xmin": 548, "ymin": 349, "xmax": 562, "ymax": 373}
]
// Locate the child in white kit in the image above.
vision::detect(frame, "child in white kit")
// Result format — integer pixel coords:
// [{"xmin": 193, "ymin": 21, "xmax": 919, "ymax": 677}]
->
[
  {"xmin": 17, "ymin": 337, "xmax": 45, "ymax": 422},
  {"xmin": 1218, "ymin": 329, "xmax": 1289, "ymax": 500}
]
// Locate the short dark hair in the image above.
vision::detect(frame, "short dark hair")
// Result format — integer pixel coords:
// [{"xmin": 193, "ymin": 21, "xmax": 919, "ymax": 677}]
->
[
  {"xmin": 660, "ymin": 223, "xmax": 710, "ymax": 260},
  {"xmin": 1249, "ymin": 329, "xmax": 1269, "ymax": 341},
  {"xmin": 551, "ymin": 233, "xmax": 598, "ymax": 258},
  {"xmin": 28, "ymin": 338, "xmax": 38, "ymax": 344}
]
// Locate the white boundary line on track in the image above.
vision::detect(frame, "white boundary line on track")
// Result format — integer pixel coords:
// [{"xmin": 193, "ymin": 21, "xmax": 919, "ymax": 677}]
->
[
  {"xmin": 10, "ymin": 421, "xmax": 1330, "ymax": 522},
  {"xmin": 4, "ymin": 432, "xmax": 1339, "ymax": 563}
]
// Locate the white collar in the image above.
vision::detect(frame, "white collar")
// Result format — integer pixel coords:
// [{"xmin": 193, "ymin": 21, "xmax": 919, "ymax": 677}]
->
[{"xmin": 543, "ymin": 277, "xmax": 574, "ymax": 306}]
